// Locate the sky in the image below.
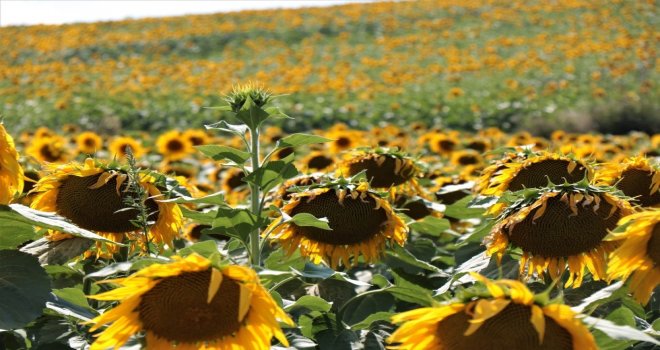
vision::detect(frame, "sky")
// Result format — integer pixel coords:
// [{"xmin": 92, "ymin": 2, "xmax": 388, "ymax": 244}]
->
[{"xmin": 0, "ymin": 0, "xmax": 375, "ymax": 27}]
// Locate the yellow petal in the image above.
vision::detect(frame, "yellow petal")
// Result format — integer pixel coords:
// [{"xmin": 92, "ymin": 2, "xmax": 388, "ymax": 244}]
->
[
  {"xmin": 207, "ymin": 268, "xmax": 223, "ymax": 304},
  {"xmin": 530, "ymin": 304, "xmax": 545, "ymax": 344},
  {"xmin": 464, "ymin": 299, "xmax": 510, "ymax": 336},
  {"xmin": 238, "ymin": 282, "xmax": 253, "ymax": 322}
]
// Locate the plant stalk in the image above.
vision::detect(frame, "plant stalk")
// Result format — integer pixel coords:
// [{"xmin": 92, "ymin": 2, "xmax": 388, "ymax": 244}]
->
[{"xmin": 249, "ymin": 126, "xmax": 261, "ymax": 266}]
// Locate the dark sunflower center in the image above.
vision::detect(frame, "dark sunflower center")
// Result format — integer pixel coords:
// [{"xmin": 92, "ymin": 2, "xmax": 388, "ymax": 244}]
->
[
  {"xmin": 226, "ymin": 172, "xmax": 246, "ymax": 189},
  {"xmin": 290, "ymin": 191, "xmax": 388, "ymax": 245},
  {"xmin": 439, "ymin": 140, "xmax": 456, "ymax": 152},
  {"xmin": 336, "ymin": 137, "xmax": 350, "ymax": 147},
  {"xmin": 458, "ymin": 155, "xmax": 479, "ymax": 165},
  {"xmin": 347, "ymin": 156, "xmax": 415, "ymax": 188},
  {"xmin": 276, "ymin": 147, "xmax": 294, "ymax": 159},
  {"xmin": 189, "ymin": 136, "xmax": 204, "ymax": 146},
  {"xmin": 40, "ymin": 145, "xmax": 61, "ymax": 162},
  {"xmin": 83, "ymin": 138, "xmax": 96, "ymax": 147},
  {"xmin": 506, "ymin": 195, "xmax": 621, "ymax": 257},
  {"xmin": 508, "ymin": 159, "xmax": 588, "ymax": 191},
  {"xmin": 616, "ymin": 169, "xmax": 660, "ymax": 207},
  {"xmin": 56, "ymin": 173, "xmax": 159, "ymax": 233},
  {"xmin": 22, "ymin": 171, "xmax": 40, "ymax": 194},
  {"xmin": 467, "ymin": 141, "xmax": 487, "ymax": 152},
  {"xmin": 307, "ymin": 155, "xmax": 334, "ymax": 170},
  {"xmin": 395, "ymin": 197, "xmax": 431, "ymax": 220},
  {"xmin": 648, "ymin": 223, "xmax": 660, "ymax": 266},
  {"xmin": 434, "ymin": 303, "xmax": 573, "ymax": 350},
  {"xmin": 167, "ymin": 140, "xmax": 184, "ymax": 152},
  {"xmin": 138, "ymin": 270, "xmax": 245, "ymax": 343}
]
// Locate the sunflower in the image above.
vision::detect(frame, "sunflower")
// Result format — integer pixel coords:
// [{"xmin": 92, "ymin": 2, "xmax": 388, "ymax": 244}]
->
[
  {"xmin": 30, "ymin": 158, "xmax": 182, "ymax": 255},
  {"xmin": 109, "ymin": 136, "xmax": 146, "ymax": 159},
  {"xmin": 479, "ymin": 151, "xmax": 592, "ymax": 197},
  {"xmin": 271, "ymin": 174, "xmax": 324, "ymax": 209},
  {"xmin": 75, "ymin": 131, "xmax": 103, "ymax": 155},
  {"xmin": 221, "ymin": 168, "xmax": 248, "ymax": 205},
  {"xmin": 266, "ymin": 181, "xmax": 407, "ymax": 268},
  {"xmin": 606, "ymin": 210, "xmax": 660, "ymax": 304},
  {"xmin": 0, "ymin": 124, "xmax": 24, "ymax": 204},
  {"xmin": 394, "ymin": 195, "xmax": 440, "ymax": 221},
  {"xmin": 326, "ymin": 129, "xmax": 361, "ymax": 154},
  {"xmin": 388, "ymin": 273, "xmax": 597, "ymax": 350},
  {"xmin": 430, "ymin": 134, "xmax": 459, "ymax": 155},
  {"xmin": 487, "ymin": 185, "xmax": 634, "ymax": 287},
  {"xmin": 26, "ymin": 135, "xmax": 69, "ymax": 164},
  {"xmin": 595, "ymin": 156, "xmax": 660, "ymax": 207},
  {"xmin": 157, "ymin": 130, "xmax": 194, "ymax": 161},
  {"xmin": 88, "ymin": 254, "xmax": 293, "ymax": 350},
  {"xmin": 183, "ymin": 128, "xmax": 211, "ymax": 146},
  {"xmin": 299, "ymin": 151, "xmax": 335, "ymax": 173},
  {"xmin": 339, "ymin": 149, "xmax": 421, "ymax": 196},
  {"xmin": 450, "ymin": 149, "xmax": 484, "ymax": 167}
]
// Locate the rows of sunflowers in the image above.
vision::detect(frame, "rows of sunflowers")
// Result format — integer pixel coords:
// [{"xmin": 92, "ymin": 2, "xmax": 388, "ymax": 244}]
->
[
  {"xmin": 0, "ymin": 85, "xmax": 658, "ymax": 349},
  {"xmin": 1, "ymin": 0, "xmax": 657, "ymax": 132}
]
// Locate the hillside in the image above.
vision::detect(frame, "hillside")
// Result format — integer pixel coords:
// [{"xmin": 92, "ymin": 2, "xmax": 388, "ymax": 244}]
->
[{"xmin": 0, "ymin": 0, "xmax": 657, "ymax": 133}]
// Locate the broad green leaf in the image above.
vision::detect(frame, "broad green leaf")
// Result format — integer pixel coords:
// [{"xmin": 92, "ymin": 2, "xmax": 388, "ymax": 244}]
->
[
  {"xmin": 290, "ymin": 213, "xmax": 332, "ymax": 231},
  {"xmin": 315, "ymin": 329, "xmax": 359, "ymax": 350},
  {"xmin": 180, "ymin": 207, "xmax": 217, "ymax": 224},
  {"xmin": 0, "ymin": 217, "xmax": 38, "ymax": 249},
  {"xmin": 163, "ymin": 191, "xmax": 226, "ymax": 205},
  {"xmin": 349, "ymin": 311, "xmax": 394, "ymax": 330},
  {"xmin": 243, "ymin": 157, "xmax": 298, "ymax": 193},
  {"xmin": 284, "ymin": 295, "xmax": 332, "ymax": 313},
  {"xmin": 387, "ymin": 286, "xmax": 435, "ymax": 306},
  {"xmin": 340, "ymin": 292, "xmax": 394, "ymax": 326},
  {"xmin": 5, "ymin": 204, "xmax": 119, "ymax": 244},
  {"xmin": 53, "ymin": 288, "xmax": 93, "ymax": 312},
  {"xmin": 210, "ymin": 206, "xmax": 259, "ymax": 244},
  {"xmin": 584, "ymin": 315, "xmax": 659, "ymax": 346},
  {"xmin": 572, "ymin": 281, "xmax": 624, "ymax": 313},
  {"xmin": 46, "ymin": 293, "xmax": 95, "ymax": 321},
  {"xmin": 204, "ymin": 120, "xmax": 249, "ymax": 137},
  {"xmin": 384, "ymin": 244, "xmax": 440, "ymax": 273},
  {"xmin": 235, "ymin": 96, "xmax": 270, "ymax": 129},
  {"xmin": 275, "ymin": 133, "xmax": 332, "ymax": 150},
  {"xmin": 444, "ymin": 196, "xmax": 485, "ymax": 219},
  {"xmin": 178, "ymin": 240, "xmax": 220, "ymax": 258},
  {"xmin": 0, "ymin": 250, "xmax": 52, "ymax": 329},
  {"xmin": 195, "ymin": 145, "xmax": 250, "ymax": 164},
  {"xmin": 408, "ymin": 216, "xmax": 450, "ymax": 236}
]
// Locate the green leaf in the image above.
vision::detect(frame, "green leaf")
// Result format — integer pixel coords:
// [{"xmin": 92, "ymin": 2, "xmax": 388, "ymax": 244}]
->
[
  {"xmin": 204, "ymin": 120, "xmax": 249, "ymax": 137},
  {"xmin": 164, "ymin": 191, "xmax": 226, "ymax": 205},
  {"xmin": 408, "ymin": 216, "xmax": 450, "ymax": 236},
  {"xmin": 210, "ymin": 206, "xmax": 259, "ymax": 245},
  {"xmin": 387, "ymin": 286, "xmax": 435, "ymax": 306},
  {"xmin": 52, "ymin": 288, "xmax": 93, "ymax": 312},
  {"xmin": 0, "ymin": 218, "xmax": 38, "ymax": 249},
  {"xmin": 180, "ymin": 207, "xmax": 217, "ymax": 224},
  {"xmin": 349, "ymin": 311, "xmax": 394, "ymax": 330},
  {"xmin": 275, "ymin": 133, "xmax": 332, "ymax": 150},
  {"xmin": 384, "ymin": 245, "xmax": 441, "ymax": 273},
  {"xmin": 178, "ymin": 240, "xmax": 220, "ymax": 258},
  {"xmin": 195, "ymin": 145, "xmax": 250, "ymax": 164},
  {"xmin": 5, "ymin": 204, "xmax": 120, "ymax": 244},
  {"xmin": 235, "ymin": 96, "xmax": 270, "ymax": 129},
  {"xmin": 316, "ymin": 329, "xmax": 359, "ymax": 350},
  {"xmin": 265, "ymin": 106, "xmax": 292, "ymax": 119},
  {"xmin": 341, "ymin": 292, "xmax": 394, "ymax": 326},
  {"xmin": 243, "ymin": 157, "xmax": 298, "ymax": 193},
  {"xmin": 0, "ymin": 250, "xmax": 52, "ymax": 329},
  {"xmin": 290, "ymin": 213, "xmax": 332, "ymax": 231},
  {"xmin": 285, "ymin": 295, "xmax": 332, "ymax": 313},
  {"xmin": 203, "ymin": 105, "xmax": 233, "ymax": 111},
  {"xmin": 584, "ymin": 315, "xmax": 659, "ymax": 346},
  {"xmin": 444, "ymin": 196, "xmax": 485, "ymax": 219}
]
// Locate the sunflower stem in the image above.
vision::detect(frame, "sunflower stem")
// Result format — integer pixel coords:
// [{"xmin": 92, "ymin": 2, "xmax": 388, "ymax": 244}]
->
[{"xmin": 249, "ymin": 126, "xmax": 262, "ymax": 266}]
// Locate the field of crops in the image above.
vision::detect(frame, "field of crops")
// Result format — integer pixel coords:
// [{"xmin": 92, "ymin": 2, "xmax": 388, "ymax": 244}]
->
[
  {"xmin": 1, "ymin": 1, "xmax": 660, "ymax": 349},
  {"xmin": 0, "ymin": 0, "xmax": 658, "ymax": 133}
]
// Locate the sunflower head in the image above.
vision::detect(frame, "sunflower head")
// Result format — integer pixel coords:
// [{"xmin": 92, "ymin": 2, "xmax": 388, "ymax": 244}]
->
[
  {"xmin": 26, "ymin": 135, "xmax": 69, "ymax": 164},
  {"xmin": 31, "ymin": 158, "xmax": 182, "ymax": 253},
  {"xmin": 606, "ymin": 210, "xmax": 660, "ymax": 304},
  {"xmin": 0, "ymin": 124, "xmax": 24, "ymax": 204},
  {"xmin": 595, "ymin": 156, "xmax": 660, "ymax": 208},
  {"xmin": 272, "ymin": 174, "xmax": 325, "ymax": 208},
  {"xmin": 267, "ymin": 179, "xmax": 408, "ymax": 268},
  {"xmin": 75, "ymin": 131, "xmax": 103, "ymax": 155},
  {"xmin": 339, "ymin": 148, "xmax": 419, "ymax": 189},
  {"xmin": 487, "ymin": 183, "xmax": 634, "ymax": 287},
  {"xmin": 224, "ymin": 83, "xmax": 272, "ymax": 112},
  {"xmin": 389, "ymin": 273, "xmax": 597, "ymax": 350},
  {"xmin": 88, "ymin": 254, "xmax": 292, "ymax": 350},
  {"xmin": 479, "ymin": 151, "xmax": 593, "ymax": 197},
  {"xmin": 300, "ymin": 151, "xmax": 336, "ymax": 172},
  {"xmin": 326, "ymin": 129, "xmax": 361, "ymax": 154},
  {"xmin": 450, "ymin": 149, "xmax": 484, "ymax": 167},
  {"xmin": 157, "ymin": 131, "xmax": 194, "ymax": 161},
  {"xmin": 430, "ymin": 134, "xmax": 459, "ymax": 155},
  {"xmin": 183, "ymin": 128, "xmax": 211, "ymax": 146},
  {"xmin": 221, "ymin": 168, "xmax": 248, "ymax": 205},
  {"xmin": 109, "ymin": 136, "xmax": 146, "ymax": 159}
]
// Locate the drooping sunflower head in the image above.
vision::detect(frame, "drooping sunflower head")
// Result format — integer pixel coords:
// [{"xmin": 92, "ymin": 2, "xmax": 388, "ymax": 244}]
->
[
  {"xmin": 26, "ymin": 135, "xmax": 70, "ymax": 164},
  {"xmin": 75, "ymin": 131, "xmax": 103, "ymax": 155},
  {"xmin": 606, "ymin": 209, "xmax": 660, "ymax": 304},
  {"xmin": 156, "ymin": 130, "xmax": 194, "ymax": 161},
  {"xmin": 487, "ymin": 183, "xmax": 635, "ymax": 287},
  {"xmin": 31, "ymin": 158, "xmax": 182, "ymax": 252},
  {"xmin": 182, "ymin": 128, "xmax": 211, "ymax": 146},
  {"xmin": 595, "ymin": 156, "xmax": 660, "ymax": 208},
  {"xmin": 88, "ymin": 254, "xmax": 293, "ymax": 350},
  {"xmin": 267, "ymin": 179, "xmax": 408, "ymax": 268},
  {"xmin": 389, "ymin": 273, "xmax": 597, "ymax": 350},
  {"xmin": 299, "ymin": 151, "xmax": 336, "ymax": 173},
  {"xmin": 271, "ymin": 173, "xmax": 325, "ymax": 208},
  {"xmin": 0, "ymin": 123, "xmax": 24, "ymax": 204},
  {"xmin": 479, "ymin": 151, "xmax": 593, "ymax": 197},
  {"xmin": 109, "ymin": 136, "xmax": 146, "ymax": 160},
  {"xmin": 339, "ymin": 148, "xmax": 420, "ymax": 191},
  {"xmin": 434, "ymin": 175, "xmax": 473, "ymax": 205}
]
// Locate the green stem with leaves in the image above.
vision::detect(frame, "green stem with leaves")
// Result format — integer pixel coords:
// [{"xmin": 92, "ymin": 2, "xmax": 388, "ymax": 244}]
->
[{"xmin": 249, "ymin": 126, "xmax": 261, "ymax": 266}]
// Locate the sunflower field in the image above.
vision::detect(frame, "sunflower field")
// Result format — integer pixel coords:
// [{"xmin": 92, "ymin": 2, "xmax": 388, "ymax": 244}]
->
[{"xmin": 1, "ymin": 1, "xmax": 660, "ymax": 350}]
